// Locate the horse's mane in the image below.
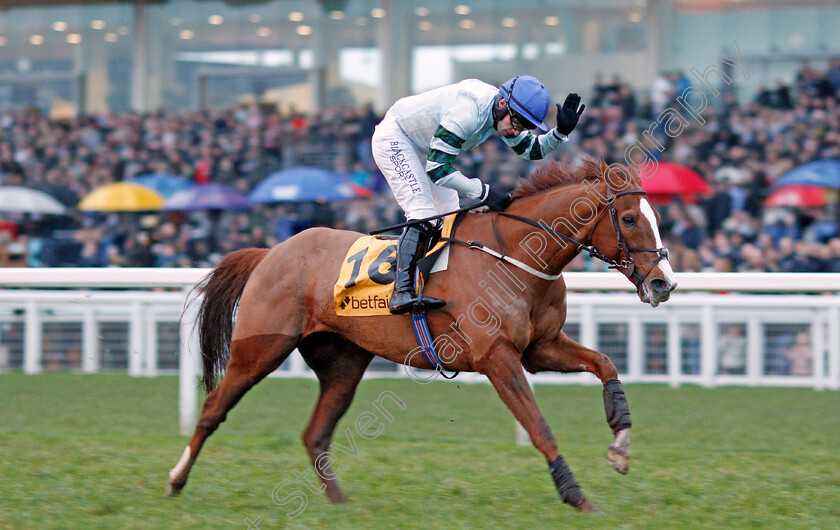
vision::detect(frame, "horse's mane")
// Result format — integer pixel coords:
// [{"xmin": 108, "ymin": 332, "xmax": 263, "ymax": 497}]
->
[{"xmin": 511, "ymin": 158, "xmax": 638, "ymax": 200}]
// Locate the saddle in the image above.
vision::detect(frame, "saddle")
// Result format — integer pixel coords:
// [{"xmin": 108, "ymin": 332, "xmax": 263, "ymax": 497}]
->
[{"xmin": 333, "ymin": 213, "xmax": 462, "ymax": 317}]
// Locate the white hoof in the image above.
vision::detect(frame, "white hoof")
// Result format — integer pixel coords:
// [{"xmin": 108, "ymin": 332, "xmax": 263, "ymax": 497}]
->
[{"xmin": 607, "ymin": 429, "xmax": 630, "ymax": 475}]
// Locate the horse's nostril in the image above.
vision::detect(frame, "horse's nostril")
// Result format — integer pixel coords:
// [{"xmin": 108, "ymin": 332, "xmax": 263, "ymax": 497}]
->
[{"xmin": 649, "ymin": 278, "xmax": 669, "ymax": 293}]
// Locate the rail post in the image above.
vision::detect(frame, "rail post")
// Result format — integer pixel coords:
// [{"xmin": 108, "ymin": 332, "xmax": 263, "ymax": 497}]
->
[
  {"xmin": 179, "ymin": 288, "xmax": 201, "ymax": 436},
  {"xmin": 23, "ymin": 300, "xmax": 41, "ymax": 374}
]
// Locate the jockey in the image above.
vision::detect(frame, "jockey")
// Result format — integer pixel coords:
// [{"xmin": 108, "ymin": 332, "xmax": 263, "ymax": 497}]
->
[{"xmin": 372, "ymin": 75, "xmax": 585, "ymax": 314}]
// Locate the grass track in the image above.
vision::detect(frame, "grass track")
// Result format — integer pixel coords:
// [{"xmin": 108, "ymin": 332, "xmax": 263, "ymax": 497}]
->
[{"xmin": 2, "ymin": 373, "xmax": 839, "ymax": 528}]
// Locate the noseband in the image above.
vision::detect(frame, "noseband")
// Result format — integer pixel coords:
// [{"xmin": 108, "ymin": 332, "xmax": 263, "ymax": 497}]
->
[{"xmin": 495, "ymin": 188, "xmax": 669, "ymax": 284}]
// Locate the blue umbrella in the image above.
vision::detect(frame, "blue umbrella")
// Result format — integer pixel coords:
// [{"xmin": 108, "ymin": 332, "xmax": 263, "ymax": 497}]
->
[
  {"xmin": 775, "ymin": 160, "xmax": 840, "ymax": 189},
  {"xmin": 163, "ymin": 183, "xmax": 253, "ymax": 211},
  {"xmin": 249, "ymin": 167, "xmax": 356, "ymax": 203},
  {"xmin": 129, "ymin": 172, "xmax": 195, "ymax": 198}
]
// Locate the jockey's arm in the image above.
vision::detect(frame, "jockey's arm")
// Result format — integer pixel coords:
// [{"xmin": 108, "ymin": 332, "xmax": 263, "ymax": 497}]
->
[
  {"xmin": 501, "ymin": 128, "xmax": 569, "ymax": 160},
  {"xmin": 424, "ymin": 106, "xmax": 485, "ymax": 199}
]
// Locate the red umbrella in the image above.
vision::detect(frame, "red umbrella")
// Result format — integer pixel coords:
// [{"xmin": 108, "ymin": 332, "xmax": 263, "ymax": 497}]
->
[
  {"xmin": 348, "ymin": 182, "xmax": 375, "ymax": 198},
  {"xmin": 764, "ymin": 185, "xmax": 826, "ymax": 208},
  {"xmin": 638, "ymin": 162, "xmax": 712, "ymax": 204}
]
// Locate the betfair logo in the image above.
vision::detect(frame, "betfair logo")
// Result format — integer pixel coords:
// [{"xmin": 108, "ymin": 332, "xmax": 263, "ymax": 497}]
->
[{"xmin": 340, "ymin": 295, "xmax": 390, "ymax": 310}]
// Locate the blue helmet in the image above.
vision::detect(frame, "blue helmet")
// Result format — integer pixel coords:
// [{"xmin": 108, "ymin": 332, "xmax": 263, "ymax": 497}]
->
[{"xmin": 499, "ymin": 75, "xmax": 550, "ymax": 132}]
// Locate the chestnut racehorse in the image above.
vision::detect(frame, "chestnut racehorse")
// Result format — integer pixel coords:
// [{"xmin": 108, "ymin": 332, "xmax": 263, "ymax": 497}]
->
[{"xmin": 166, "ymin": 159, "xmax": 676, "ymax": 512}]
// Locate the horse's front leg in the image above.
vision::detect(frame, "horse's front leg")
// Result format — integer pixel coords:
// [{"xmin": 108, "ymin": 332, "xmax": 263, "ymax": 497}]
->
[
  {"xmin": 478, "ymin": 341, "xmax": 599, "ymax": 512},
  {"xmin": 522, "ymin": 332, "xmax": 632, "ymax": 475}
]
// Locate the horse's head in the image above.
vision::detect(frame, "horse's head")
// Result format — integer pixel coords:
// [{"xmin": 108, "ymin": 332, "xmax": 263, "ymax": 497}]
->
[{"xmin": 589, "ymin": 159, "xmax": 677, "ymax": 307}]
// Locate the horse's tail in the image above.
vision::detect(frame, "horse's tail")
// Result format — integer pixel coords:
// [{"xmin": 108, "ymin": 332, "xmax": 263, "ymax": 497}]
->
[{"xmin": 196, "ymin": 247, "xmax": 270, "ymax": 393}]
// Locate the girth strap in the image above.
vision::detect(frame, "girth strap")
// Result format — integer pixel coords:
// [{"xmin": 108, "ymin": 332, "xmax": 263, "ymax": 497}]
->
[{"xmin": 409, "ymin": 305, "xmax": 459, "ymax": 378}]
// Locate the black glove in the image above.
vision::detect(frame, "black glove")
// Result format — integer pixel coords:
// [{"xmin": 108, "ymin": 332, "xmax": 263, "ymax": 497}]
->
[
  {"xmin": 481, "ymin": 184, "xmax": 512, "ymax": 211},
  {"xmin": 555, "ymin": 93, "xmax": 586, "ymax": 136}
]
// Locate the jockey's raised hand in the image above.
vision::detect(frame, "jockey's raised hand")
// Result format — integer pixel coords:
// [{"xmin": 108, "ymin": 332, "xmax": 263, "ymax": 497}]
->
[
  {"xmin": 555, "ymin": 93, "xmax": 585, "ymax": 136},
  {"xmin": 481, "ymin": 184, "xmax": 513, "ymax": 211}
]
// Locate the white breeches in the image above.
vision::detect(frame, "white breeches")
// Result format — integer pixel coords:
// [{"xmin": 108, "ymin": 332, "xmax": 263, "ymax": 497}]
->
[{"xmin": 372, "ymin": 112, "xmax": 459, "ymax": 221}]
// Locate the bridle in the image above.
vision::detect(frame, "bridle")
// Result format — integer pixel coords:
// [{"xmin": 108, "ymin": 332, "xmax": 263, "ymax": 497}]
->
[
  {"xmin": 596, "ymin": 189, "xmax": 671, "ymax": 284},
  {"xmin": 492, "ymin": 188, "xmax": 670, "ymax": 285}
]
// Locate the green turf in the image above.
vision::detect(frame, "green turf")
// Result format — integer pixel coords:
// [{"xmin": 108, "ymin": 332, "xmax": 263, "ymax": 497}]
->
[{"xmin": 1, "ymin": 373, "xmax": 839, "ymax": 529}]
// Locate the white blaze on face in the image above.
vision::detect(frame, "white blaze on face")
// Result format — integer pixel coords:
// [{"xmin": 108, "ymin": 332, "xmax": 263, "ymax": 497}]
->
[{"xmin": 638, "ymin": 198, "xmax": 676, "ymax": 284}]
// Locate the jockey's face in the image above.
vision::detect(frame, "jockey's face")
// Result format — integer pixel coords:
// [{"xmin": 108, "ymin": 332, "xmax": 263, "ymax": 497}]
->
[{"xmin": 496, "ymin": 100, "xmax": 525, "ymax": 138}]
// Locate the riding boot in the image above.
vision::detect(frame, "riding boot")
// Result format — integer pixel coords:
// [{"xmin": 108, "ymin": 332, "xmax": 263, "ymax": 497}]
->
[{"xmin": 389, "ymin": 222, "xmax": 446, "ymax": 315}]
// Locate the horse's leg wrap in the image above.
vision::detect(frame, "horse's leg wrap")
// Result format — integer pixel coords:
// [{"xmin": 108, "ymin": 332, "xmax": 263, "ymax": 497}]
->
[
  {"xmin": 603, "ymin": 379, "xmax": 631, "ymax": 434},
  {"xmin": 548, "ymin": 455, "xmax": 585, "ymax": 506}
]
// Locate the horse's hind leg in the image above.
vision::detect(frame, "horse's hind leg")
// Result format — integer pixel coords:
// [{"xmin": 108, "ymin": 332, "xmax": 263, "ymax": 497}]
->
[
  {"xmin": 167, "ymin": 333, "xmax": 299, "ymax": 496},
  {"xmin": 298, "ymin": 334, "xmax": 373, "ymax": 503},
  {"xmin": 522, "ymin": 332, "xmax": 631, "ymax": 475}
]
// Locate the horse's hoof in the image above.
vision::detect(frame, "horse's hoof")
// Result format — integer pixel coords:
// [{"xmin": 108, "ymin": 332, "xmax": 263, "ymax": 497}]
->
[
  {"xmin": 575, "ymin": 498, "xmax": 602, "ymax": 513},
  {"xmin": 166, "ymin": 478, "xmax": 186, "ymax": 497},
  {"xmin": 327, "ymin": 491, "xmax": 347, "ymax": 504},
  {"xmin": 607, "ymin": 429, "xmax": 631, "ymax": 474},
  {"xmin": 607, "ymin": 446, "xmax": 630, "ymax": 475},
  {"xmin": 167, "ymin": 446, "xmax": 191, "ymax": 496}
]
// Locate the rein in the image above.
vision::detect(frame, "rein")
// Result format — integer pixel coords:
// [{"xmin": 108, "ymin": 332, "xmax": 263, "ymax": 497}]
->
[{"xmin": 442, "ymin": 188, "xmax": 669, "ymax": 283}]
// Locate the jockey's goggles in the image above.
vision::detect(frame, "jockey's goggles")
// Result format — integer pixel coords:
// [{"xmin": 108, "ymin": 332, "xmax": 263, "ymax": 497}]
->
[{"xmin": 509, "ymin": 108, "xmax": 537, "ymax": 131}]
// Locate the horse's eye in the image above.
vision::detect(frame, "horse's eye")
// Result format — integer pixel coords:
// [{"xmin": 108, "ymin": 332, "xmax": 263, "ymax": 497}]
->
[{"xmin": 622, "ymin": 215, "xmax": 636, "ymax": 226}]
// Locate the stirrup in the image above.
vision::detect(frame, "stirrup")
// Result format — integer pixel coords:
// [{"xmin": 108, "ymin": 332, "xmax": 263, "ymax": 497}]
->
[
  {"xmin": 416, "ymin": 296, "xmax": 446, "ymax": 311},
  {"xmin": 389, "ymin": 292, "xmax": 446, "ymax": 315}
]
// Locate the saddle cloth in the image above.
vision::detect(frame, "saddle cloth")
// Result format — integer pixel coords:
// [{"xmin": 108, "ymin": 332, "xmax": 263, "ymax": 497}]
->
[{"xmin": 334, "ymin": 214, "xmax": 459, "ymax": 316}]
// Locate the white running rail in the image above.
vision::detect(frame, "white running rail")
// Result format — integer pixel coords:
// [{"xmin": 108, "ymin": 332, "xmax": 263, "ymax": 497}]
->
[{"xmin": 1, "ymin": 269, "xmax": 838, "ymax": 435}]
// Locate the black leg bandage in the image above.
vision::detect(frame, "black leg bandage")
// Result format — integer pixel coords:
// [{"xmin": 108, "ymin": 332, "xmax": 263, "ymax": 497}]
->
[
  {"xmin": 603, "ymin": 379, "xmax": 632, "ymax": 434},
  {"xmin": 548, "ymin": 455, "xmax": 584, "ymax": 506}
]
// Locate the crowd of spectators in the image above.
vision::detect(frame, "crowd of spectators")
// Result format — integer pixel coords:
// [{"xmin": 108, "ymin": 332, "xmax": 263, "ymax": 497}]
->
[{"xmin": 2, "ymin": 58, "xmax": 840, "ymax": 271}]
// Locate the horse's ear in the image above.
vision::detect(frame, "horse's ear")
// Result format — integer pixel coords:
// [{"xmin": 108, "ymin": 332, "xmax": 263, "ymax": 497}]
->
[{"xmin": 599, "ymin": 157, "xmax": 609, "ymax": 177}]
